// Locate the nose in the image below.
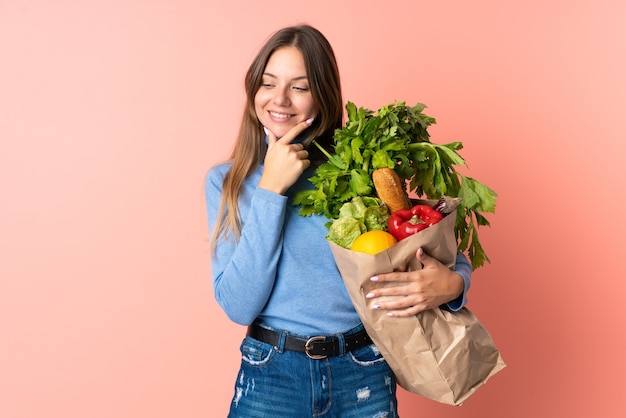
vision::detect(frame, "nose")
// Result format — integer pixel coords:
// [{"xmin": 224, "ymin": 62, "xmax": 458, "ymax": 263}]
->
[{"xmin": 272, "ymin": 86, "xmax": 291, "ymax": 106}]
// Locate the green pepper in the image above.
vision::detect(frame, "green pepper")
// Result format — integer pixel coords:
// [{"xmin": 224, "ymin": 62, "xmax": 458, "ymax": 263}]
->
[{"xmin": 387, "ymin": 204, "xmax": 444, "ymax": 241}]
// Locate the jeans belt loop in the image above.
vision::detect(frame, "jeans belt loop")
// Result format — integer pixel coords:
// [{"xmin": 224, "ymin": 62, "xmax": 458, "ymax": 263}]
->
[
  {"xmin": 336, "ymin": 332, "xmax": 346, "ymax": 356},
  {"xmin": 276, "ymin": 329, "xmax": 287, "ymax": 354}
]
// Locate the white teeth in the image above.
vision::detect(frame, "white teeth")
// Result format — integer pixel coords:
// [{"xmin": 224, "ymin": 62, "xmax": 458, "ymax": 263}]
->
[{"xmin": 270, "ymin": 112, "xmax": 291, "ymax": 119}]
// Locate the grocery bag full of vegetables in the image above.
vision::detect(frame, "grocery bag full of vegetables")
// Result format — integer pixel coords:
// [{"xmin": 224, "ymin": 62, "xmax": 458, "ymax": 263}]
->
[{"xmin": 294, "ymin": 101, "xmax": 505, "ymax": 405}]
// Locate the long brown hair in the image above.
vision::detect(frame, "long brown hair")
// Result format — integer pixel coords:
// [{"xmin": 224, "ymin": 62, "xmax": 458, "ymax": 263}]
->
[{"xmin": 211, "ymin": 25, "xmax": 343, "ymax": 248}]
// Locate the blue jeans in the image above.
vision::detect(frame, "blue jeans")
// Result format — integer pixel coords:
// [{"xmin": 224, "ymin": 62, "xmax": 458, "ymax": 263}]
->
[{"xmin": 227, "ymin": 323, "xmax": 398, "ymax": 417}]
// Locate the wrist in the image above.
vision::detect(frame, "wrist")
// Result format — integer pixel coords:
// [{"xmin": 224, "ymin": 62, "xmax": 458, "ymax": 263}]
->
[
  {"xmin": 257, "ymin": 178, "xmax": 286, "ymax": 195},
  {"xmin": 449, "ymin": 271, "xmax": 464, "ymax": 300}
]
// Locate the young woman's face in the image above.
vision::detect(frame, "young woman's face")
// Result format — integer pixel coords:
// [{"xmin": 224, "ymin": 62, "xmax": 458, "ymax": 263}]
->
[{"xmin": 255, "ymin": 46, "xmax": 318, "ymax": 139}]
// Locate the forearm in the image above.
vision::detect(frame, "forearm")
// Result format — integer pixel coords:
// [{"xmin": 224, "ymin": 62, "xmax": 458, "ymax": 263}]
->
[{"xmin": 206, "ymin": 174, "xmax": 287, "ymax": 324}]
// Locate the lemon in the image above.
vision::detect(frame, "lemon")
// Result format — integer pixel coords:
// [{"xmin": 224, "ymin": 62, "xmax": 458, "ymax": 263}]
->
[{"xmin": 350, "ymin": 230, "xmax": 397, "ymax": 254}]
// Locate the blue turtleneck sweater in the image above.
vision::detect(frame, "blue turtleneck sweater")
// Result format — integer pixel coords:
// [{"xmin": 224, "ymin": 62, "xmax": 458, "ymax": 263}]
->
[{"xmin": 205, "ymin": 162, "xmax": 472, "ymax": 336}]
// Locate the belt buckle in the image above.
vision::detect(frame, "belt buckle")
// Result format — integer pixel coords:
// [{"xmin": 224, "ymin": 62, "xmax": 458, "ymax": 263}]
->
[{"xmin": 305, "ymin": 336, "xmax": 327, "ymax": 359}]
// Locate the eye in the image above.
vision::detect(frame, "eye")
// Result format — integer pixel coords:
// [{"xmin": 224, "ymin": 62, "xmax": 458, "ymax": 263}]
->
[{"xmin": 292, "ymin": 85, "xmax": 310, "ymax": 92}]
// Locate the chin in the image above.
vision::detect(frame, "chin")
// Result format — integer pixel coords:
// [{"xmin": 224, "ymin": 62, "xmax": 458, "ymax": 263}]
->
[{"xmin": 267, "ymin": 127, "xmax": 291, "ymax": 139}]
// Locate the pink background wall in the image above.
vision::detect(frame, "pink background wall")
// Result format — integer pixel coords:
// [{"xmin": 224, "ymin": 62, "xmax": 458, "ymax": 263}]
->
[{"xmin": 1, "ymin": 1, "xmax": 625, "ymax": 417}]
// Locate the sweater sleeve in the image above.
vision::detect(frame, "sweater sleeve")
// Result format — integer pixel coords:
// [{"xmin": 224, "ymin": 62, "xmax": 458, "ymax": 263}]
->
[
  {"xmin": 205, "ymin": 167, "xmax": 287, "ymax": 325},
  {"xmin": 445, "ymin": 252, "xmax": 473, "ymax": 311}
]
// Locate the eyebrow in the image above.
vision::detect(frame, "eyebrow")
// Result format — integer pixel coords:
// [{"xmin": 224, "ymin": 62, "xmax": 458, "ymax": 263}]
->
[{"xmin": 263, "ymin": 72, "xmax": 309, "ymax": 81}]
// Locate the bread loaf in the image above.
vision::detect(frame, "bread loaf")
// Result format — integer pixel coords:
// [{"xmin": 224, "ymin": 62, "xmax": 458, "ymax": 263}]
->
[{"xmin": 372, "ymin": 168, "xmax": 412, "ymax": 213}]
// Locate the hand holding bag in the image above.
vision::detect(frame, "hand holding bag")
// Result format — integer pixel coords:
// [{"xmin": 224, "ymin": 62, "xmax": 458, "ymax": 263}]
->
[{"xmin": 329, "ymin": 209, "xmax": 506, "ymax": 405}]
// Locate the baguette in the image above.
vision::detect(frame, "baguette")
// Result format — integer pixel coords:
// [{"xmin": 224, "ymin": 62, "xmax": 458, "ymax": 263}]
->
[{"xmin": 372, "ymin": 167, "xmax": 412, "ymax": 213}]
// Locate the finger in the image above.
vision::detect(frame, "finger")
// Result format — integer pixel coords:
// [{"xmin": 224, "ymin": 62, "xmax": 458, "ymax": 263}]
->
[
  {"xmin": 385, "ymin": 306, "xmax": 423, "ymax": 317},
  {"xmin": 296, "ymin": 149, "xmax": 309, "ymax": 159},
  {"xmin": 370, "ymin": 273, "xmax": 412, "ymax": 283},
  {"xmin": 365, "ymin": 284, "xmax": 412, "ymax": 299},
  {"xmin": 293, "ymin": 150, "xmax": 311, "ymax": 170},
  {"xmin": 415, "ymin": 247, "xmax": 439, "ymax": 269},
  {"xmin": 369, "ymin": 295, "xmax": 411, "ymax": 310},
  {"xmin": 276, "ymin": 117, "xmax": 315, "ymax": 144},
  {"xmin": 370, "ymin": 297, "xmax": 428, "ymax": 317}
]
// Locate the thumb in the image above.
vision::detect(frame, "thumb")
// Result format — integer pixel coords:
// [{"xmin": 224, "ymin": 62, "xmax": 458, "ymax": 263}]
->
[{"xmin": 415, "ymin": 247, "xmax": 436, "ymax": 269}]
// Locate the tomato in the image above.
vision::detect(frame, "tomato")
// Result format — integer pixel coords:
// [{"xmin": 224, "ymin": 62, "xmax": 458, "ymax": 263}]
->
[{"xmin": 350, "ymin": 230, "xmax": 397, "ymax": 254}]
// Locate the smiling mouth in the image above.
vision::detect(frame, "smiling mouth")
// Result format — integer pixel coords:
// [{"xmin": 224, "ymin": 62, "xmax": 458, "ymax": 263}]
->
[{"xmin": 269, "ymin": 111, "xmax": 294, "ymax": 120}]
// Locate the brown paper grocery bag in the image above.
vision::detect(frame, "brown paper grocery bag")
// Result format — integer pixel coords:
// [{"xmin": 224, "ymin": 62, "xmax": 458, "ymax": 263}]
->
[{"xmin": 329, "ymin": 210, "xmax": 506, "ymax": 406}]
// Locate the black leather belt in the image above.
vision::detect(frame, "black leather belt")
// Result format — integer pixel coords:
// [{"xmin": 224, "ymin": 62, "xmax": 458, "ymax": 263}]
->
[{"xmin": 247, "ymin": 324, "xmax": 373, "ymax": 359}]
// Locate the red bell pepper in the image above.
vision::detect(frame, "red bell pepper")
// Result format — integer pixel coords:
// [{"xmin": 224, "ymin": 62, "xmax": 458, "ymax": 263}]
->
[{"xmin": 387, "ymin": 204, "xmax": 444, "ymax": 241}]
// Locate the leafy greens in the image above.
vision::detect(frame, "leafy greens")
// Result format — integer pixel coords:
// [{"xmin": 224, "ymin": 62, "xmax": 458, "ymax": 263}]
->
[{"xmin": 293, "ymin": 101, "xmax": 497, "ymax": 269}]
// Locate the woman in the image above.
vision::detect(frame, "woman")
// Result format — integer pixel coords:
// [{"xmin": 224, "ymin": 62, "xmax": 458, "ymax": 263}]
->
[{"xmin": 205, "ymin": 24, "xmax": 472, "ymax": 417}]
